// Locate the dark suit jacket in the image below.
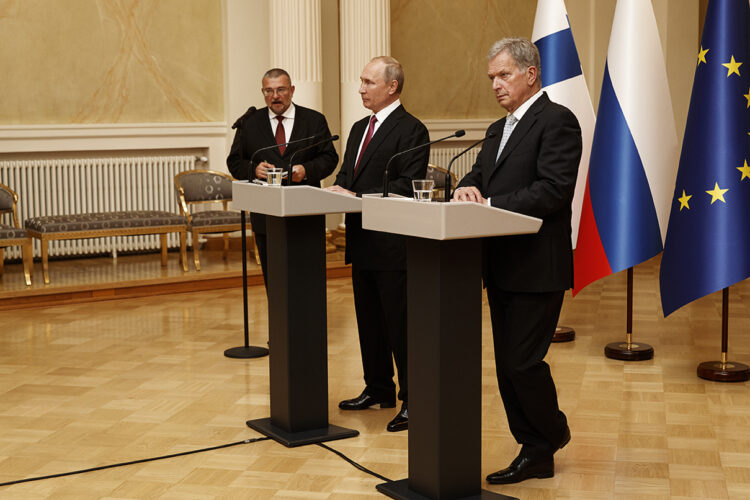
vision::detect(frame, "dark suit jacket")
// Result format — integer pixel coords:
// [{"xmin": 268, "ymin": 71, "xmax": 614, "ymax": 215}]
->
[
  {"xmin": 226, "ymin": 104, "xmax": 339, "ymax": 234},
  {"xmin": 335, "ymin": 104, "xmax": 429, "ymax": 271},
  {"xmin": 457, "ymin": 92, "xmax": 582, "ymax": 292}
]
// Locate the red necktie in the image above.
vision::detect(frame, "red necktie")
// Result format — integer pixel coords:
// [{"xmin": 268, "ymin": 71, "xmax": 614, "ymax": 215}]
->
[
  {"xmin": 354, "ymin": 115, "xmax": 377, "ymax": 174},
  {"xmin": 275, "ymin": 115, "xmax": 286, "ymax": 155}
]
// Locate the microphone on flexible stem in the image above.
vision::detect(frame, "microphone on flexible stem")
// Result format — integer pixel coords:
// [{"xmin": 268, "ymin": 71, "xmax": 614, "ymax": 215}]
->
[
  {"xmin": 232, "ymin": 106, "xmax": 257, "ymax": 129},
  {"xmin": 444, "ymin": 132, "xmax": 497, "ymax": 202},
  {"xmin": 248, "ymin": 134, "xmax": 321, "ymax": 181},
  {"xmin": 286, "ymin": 135, "xmax": 340, "ymax": 186},
  {"xmin": 382, "ymin": 129, "xmax": 466, "ymax": 198}
]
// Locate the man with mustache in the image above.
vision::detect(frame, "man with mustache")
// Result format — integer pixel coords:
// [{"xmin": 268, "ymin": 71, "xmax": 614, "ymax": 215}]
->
[{"xmin": 227, "ymin": 68, "xmax": 339, "ymax": 287}]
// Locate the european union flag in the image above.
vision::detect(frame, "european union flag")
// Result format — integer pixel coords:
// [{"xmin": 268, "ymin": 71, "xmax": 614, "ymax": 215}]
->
[{"xmin": 660, "ymin": 0, "xmax": 750, "ymax": 316}]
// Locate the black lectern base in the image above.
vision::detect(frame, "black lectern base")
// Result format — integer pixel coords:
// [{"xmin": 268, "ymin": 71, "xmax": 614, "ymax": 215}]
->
[
  {"xmin": 376, "ymin": 479, "xmax": 517, "ymax": 500},
  {"xmin": 246, "ymin": 417, "xmax": 359, "ymax": 448},
  {"xmin": 224, "ymin": 346, "xmax": 269, "ymax": 359}
]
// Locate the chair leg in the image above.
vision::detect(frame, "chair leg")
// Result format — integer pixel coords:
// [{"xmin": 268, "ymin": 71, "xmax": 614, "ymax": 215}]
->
[
  {"xmin": 160, "ymin": 234, "xmax": 168, "ymax": 266},
  {"xmin": 0, "ymin": 247, "xmax": 4, "ymax": 276},
  {"xmin": 179, "ymin": 231, "xmax": 188, "ymax": 272},
  {"xmin": 222, "ymin": 233, "xmax": 229, "ymax": 261},
  {"xmin": 41, "ymin": 239, "xmax": 50, "ymax": 284},
  {"xmin": 192, "ymin": 229, "xmax": 201, "ymax": 271},
  {"xmin": 22, "ymin": 239, "xmax": 32, "ymax": 286}
]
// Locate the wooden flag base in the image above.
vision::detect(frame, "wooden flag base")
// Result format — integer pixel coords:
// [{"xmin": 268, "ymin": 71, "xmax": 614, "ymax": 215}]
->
[
  {"xmin": 604, "ymin": 339, "xmax": 654, "ymax": 361},
  {"xmin": 697, "ymin": 359, "xmax": 750, "ymax": 382},
  {"xmin": 552, "ymin": 326, "xmax": 575, "ymax": 343},
  {"xmin": 604, "ymin": 268, "xmax": 653, "ymax": 361},
  {"xmin": 696, "ymin": 290, "xmax": 750, "ymax": 382}
]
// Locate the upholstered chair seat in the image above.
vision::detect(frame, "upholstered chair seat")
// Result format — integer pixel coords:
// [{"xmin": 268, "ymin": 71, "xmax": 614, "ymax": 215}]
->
[
  {"xmin": 190, "ymin": 210, "xmax": 243, "ymax": 228},
  {"xmin": 0, "ymin": 224, "xmax": 28, "ymax": 239}
]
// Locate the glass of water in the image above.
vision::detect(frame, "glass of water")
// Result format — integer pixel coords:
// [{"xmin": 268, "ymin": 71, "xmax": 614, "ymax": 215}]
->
[
  {"xmin": 412, "ymin": 179, "xmax": 435, "ymax": 202},
  {"xmin": 267, "ymin": 167, "xmax": 283, "ymax": 186}
]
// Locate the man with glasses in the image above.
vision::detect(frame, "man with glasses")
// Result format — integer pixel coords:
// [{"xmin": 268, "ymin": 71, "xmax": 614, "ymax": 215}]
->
[{"xmin": 227, "ymin": 68, "xmax": 338, "ymax": 285}]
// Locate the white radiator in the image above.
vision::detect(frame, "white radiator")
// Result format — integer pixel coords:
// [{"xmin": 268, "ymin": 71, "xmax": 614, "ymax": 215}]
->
[
  {"xmin": 428, "ymin": 147, "xmax": 479, "ymax": 183},
  {"xmin": 0, "ymin": 155, "xmax": 197, "ymax": 260}
]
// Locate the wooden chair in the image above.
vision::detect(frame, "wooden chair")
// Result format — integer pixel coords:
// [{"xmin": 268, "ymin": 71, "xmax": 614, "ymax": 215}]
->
[
  {"xmin": 0, "ymin": 183, "xmax": 33, "ymax": 286},
  {"xmin": 426, "ymin": 163, "xmax": 459, "ymax": 201},
  {"xmin": 174, "ymin": 169, "xmax": 258, "ymax": 271}
]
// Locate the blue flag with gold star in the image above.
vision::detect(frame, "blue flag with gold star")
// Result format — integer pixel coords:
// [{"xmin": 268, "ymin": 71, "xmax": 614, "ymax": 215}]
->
[{"xmin": 660, "ymin": 0, "xmax": 750, "ymax": 316}]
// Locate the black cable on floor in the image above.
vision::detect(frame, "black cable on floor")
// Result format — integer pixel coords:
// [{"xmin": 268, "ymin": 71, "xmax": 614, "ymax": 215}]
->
[
  {"xmin": 317, "ymin": 442, "xmax": 393, "ymax": 483},
  {"xmin": 0, "ymin": 436, "xmax": 271, "ymax": 488}
]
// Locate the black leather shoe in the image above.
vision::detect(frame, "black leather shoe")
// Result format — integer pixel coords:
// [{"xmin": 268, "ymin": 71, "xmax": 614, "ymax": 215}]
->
[
  {"xmin": 486, "ymin": 456, "xmax": 554, "ymax": 484},
  {"xmin": 339, "ymin": 392, "xmax": 396, "ymax": 410},
  {"xmin": 386, "ymin": 403, "xmax": 408, "ymax": 432}
]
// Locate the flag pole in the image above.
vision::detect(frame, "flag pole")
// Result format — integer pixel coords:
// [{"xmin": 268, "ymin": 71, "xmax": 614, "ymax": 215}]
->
[
  {"xmin": 697, "ymin": 288, "xmax": 749, "ymax": 382},
  {"xmin": 604, "ymin": 267, "xmax": 653, "ymax": 360}
]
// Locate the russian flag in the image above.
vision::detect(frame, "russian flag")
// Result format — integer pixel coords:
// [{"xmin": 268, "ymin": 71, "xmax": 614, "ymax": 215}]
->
[
  {"xmin": 532, "ymin": 0, "xmax": 595, "ymax": 249},
  {"xmin": 573, "ymin": 0, "xmax": 679, "ymax": 295}
]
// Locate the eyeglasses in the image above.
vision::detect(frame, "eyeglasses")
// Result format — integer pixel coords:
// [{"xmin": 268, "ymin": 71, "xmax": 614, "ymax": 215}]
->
[{"xmin": 262, "ymin": 87, "xmax": 290, "ymax": 96}]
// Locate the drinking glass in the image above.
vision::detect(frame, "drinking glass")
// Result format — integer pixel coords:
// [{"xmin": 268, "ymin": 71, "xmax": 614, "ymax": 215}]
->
[
  {"xmin": 267, "ymin": 167, "xmax": 283, "ymax": 186},
  {"xmin": 412, "ymin": 179, "xmax": 435, "ymax": 202}
]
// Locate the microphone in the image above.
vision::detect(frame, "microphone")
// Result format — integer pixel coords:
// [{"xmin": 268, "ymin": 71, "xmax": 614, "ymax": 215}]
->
[
  {"xmin": 248, "ymin": 134, "xmax": 321, "ymax": 180},
  {"xmin": 231, "ymin": 106, "xmax": 257, "ymax": 129},
  {"xmin": 382, "ymin": 130, "xmax": 465, "ymax": 198},
  {"xmin": 286, "ymin": 135, "xmax": 339, "ymax": 185},
  {"xmin": 444, "ymin": 132, "xmax": 497, "ymax": 202}
]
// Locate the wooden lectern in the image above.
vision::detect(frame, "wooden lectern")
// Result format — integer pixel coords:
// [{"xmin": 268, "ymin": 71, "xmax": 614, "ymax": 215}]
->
[
  {"xmin": 232, "ymin": 182, "xmax": 361, "ymax": 447},
  {"xmin": 362, "ymin": 196, "xmax": 541, "ymax": 500}
]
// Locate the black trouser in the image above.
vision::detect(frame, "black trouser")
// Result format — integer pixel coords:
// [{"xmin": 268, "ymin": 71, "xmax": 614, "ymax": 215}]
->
[
  {"xmin": 351, "ymin": 266, "xmax": 408, "ymax": 402},
  {"xmin": 486, "ymin": 285, "xmax": 568, "ymax": 458}
]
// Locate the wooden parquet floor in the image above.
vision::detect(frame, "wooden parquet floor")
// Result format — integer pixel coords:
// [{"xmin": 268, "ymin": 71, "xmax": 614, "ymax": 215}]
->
[{"xmin": 1, "ymin": 254, "xmax": 750, "ymax": 499}]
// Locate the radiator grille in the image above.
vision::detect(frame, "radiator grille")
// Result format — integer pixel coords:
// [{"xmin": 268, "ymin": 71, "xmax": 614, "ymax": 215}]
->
[
  {"xmin": 428, "ymin": 147, "xmax": 479, "ymax": 184},
  {"xmin": 0, "ymin": 155, "xmax": 196, "ymax": 259}
]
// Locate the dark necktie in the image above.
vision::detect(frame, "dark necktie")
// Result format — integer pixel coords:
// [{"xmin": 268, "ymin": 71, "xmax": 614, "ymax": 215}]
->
[
  {"xmin": 354, "ymin": 115, "xmax": 377, "ymax": 174},
  {"xmin": 275, "ymin": 115, "xmax": 286, "ymax": 155}
]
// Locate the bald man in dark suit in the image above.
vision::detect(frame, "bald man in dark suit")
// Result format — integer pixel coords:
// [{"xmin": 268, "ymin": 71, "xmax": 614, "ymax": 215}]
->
[{"xmin": 326, "ymin": 56, "xmax": 429, "ymax": 433}]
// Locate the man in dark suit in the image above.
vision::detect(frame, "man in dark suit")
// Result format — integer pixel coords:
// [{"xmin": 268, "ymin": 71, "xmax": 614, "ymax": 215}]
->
[
  {"xmin": 226, "ymin": 68, "xmax": 339, "ymax": 284},
  {"xmin": 454, "ymin": 38, "xmax": 581, "ymax": 484},
  {"xmin": 326, "ymin": 56, "xmax": 429, "ymax": 432}
]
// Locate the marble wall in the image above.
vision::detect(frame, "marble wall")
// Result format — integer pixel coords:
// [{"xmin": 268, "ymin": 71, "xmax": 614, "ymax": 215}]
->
[
  {"xmin": 0, "ymin": 0, "xmax": 223, "ymax": 125},
  {"xmin": 390, "ymin": 0, "xmax": 699, "ymax": 143},
  {"xmin": 390, "ymin": 0, "xmax": 536, "ymax": 120}
]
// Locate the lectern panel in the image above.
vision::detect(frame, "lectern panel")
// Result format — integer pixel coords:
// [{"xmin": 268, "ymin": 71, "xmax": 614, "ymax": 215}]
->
[
  {"xmin": 232, "ymin": 182, "xmax": 362, "ymax": 217},
  {"xmin": 362, "ymin": 197, "xmax": 541, "ymax": 240}
]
